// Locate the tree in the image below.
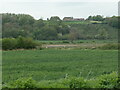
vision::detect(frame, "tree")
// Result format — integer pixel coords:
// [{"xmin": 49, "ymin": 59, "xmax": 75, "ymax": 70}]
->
[
  {"xmin": 68, "ymin": 28, "xmax": 80, "ymax": 43},
  {"xmin": 49, "ymin": 16, "xmax": 62, "ymax": 26},
  {"xmin": 104, "ymin": 16, "xmax": 120, "ymax": 28},
  {"xmin": 50, "ymin": 16, "xmax": 61, "ymax": 22},
  {"xmin": 87, "ymin": 15, "xmax": 104, "ymax": 21},
  {"xmin": 33, "ymin": 19, "xmax": 45, "ymax": 29},
  {"xmin": 18, "ymin": 14, "xmax": 35, "ymax": 26},
  {"xmin": 34, "ymin": 25, "xmax": 58, "ymax": 40},
  {"xmin": 95, "ymin": 29, "xmax": 108, "ymax": 40}
]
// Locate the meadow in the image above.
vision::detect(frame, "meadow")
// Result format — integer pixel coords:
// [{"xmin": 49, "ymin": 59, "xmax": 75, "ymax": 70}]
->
[{"xmin": 2, "ymin": 49, "xmax": 118, "ymax": 84}]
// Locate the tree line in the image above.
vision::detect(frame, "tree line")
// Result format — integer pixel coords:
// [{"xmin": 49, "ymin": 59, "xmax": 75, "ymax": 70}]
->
[{"xmin": 1, "ymin": 13, "xmax": 119, "ymax": 40}]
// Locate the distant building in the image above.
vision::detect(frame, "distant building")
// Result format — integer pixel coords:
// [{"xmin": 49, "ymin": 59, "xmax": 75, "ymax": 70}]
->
[
  {"xmin": 73, "ymin": 18, "xmax": 84, "ymax": 21},
  {"xmin": 63, "ymin": 17, "xmax": 73, "ymax": 21},
  {"xmin": 63, "ymin": 17, "xmax": 84, "ymax": 21}
]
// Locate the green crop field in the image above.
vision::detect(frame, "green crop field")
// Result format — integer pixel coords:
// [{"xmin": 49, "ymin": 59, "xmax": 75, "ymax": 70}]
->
[{"xmin": 2, "ymin": 49, "xmax": 118, "ymax": 84}]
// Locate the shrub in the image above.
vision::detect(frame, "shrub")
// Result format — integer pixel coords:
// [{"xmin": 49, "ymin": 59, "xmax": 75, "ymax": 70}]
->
[
  {"xmin": 4, "ymin": 77, "xmax": 38, "ymax": 88},
  {"xmin": 99, "ymin": 43, "xmax": 119, "ymax": 50},
  {"xmin": 62, "ymin": 40, "xmax": 70, "ymax": 43},
  {"xmin": 2, "ymin": 38, "xmax": 17, "ymax": 50},
  {"xmin": 65, "ymin": 77, "xmax": 88, "ymax": 88},
  {"xmin": 2, "ymin": 72, "xmax": 119, "ymax": 88},
  {"xmin": 49, "ymin": 42, "xmax": 53, "ymax": 44},
  {"xmin": 79, "ymin": 41, "xmax": 84, "ymax": 43},
  {"xmin": 38, "ymin": 80, "xmax": 68, "ymax": 88},
  {"xmin": 17, "ymin": 37, "xmax": 36, "ymax": 49},
  {"xmin": 97, "ymin": 72, "xmax": 118, "ymax": 88},
  {"xmin": 2, "ymin": 37, "xmax": 38, "ymax": 50}
]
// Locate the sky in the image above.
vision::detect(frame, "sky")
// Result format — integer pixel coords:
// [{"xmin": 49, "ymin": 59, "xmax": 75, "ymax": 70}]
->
[{"xmin": 0, "ymin": 0, "xmax": 119, "ymax": 20}]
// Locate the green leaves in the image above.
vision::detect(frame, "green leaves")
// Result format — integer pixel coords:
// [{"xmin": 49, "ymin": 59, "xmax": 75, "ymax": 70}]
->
[
  {"xmin": 2, "ymin": 38, "xmax": 17, "ymax": 50},
  {"xmin": 2, "ymin": 37, "xmax": 37, "ymax": 50},
  {"xmin": 4, "ymin": 77, "xmax": 37, "ymax": 88},
  {"xmin": 3, "ymin": 72, "xmax": 120, "ymax": 88}
]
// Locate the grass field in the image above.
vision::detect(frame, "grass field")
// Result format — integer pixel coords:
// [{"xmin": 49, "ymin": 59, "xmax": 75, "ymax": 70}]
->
[{"xmin": 2, "ymin": 49, "xmax": 118, "ymax": 84}]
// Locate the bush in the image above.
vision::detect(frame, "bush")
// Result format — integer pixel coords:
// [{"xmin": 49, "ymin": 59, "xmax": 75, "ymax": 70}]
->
[
  {"xmin": 97, "ymin": 72, "xmax": 118, "ymax": 88},
  {"xmin": 2, "ymin": 38, "xmax": 17, "ymax": 50},
  {"xmin": 63, "ymin": 77, "xmax": 88, "ymax": 88},
  {"xmin": 62, "ymin": 40, "xmax": 70, "ymax": 43},
  {"xmin": 17, "ymin": 37, "xmax": 36, "ymax": 49},
  {"xmin": 4, "ymin": 77, "xmax": 38, "ymax": 88},
  {"xmin": 99, "ymin": 43, "xmax": 119, "ymax": 50},
  {"xmin": 2, "ymin": 37, "xmax": 37, "ymax": 50},
  {"xmin": 2, "ymin": 72, "xmax": 120, "ymax": 88},
  {"xmin": 78, "ymin": 41, "xmax": 84, "ymax": 43}
]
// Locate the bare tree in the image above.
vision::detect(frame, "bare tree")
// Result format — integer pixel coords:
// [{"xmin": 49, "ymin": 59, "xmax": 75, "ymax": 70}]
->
[{"xmin": 69, "ymin": 28, "xmax": 80, "ymax": 43}]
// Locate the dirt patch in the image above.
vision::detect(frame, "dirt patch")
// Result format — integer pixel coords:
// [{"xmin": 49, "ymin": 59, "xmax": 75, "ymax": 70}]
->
[{"xmin": 43, "ymin": 43, "xmax": 105, "ymax": 48}]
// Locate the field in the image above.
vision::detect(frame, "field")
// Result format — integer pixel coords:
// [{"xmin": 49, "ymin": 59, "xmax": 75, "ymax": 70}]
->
[{"xmin": 2, "ymin": 49, "xmax": 118, "ymax": 84}]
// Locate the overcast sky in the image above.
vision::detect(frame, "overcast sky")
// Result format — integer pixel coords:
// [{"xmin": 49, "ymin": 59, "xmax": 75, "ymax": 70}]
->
[{"xmin": 0, "ymin": 0, "xmax": 119, "ymax": 20}]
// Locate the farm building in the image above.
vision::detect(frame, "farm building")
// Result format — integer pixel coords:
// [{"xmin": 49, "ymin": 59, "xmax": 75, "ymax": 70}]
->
[
  {"xmin": 63, "ymin": 17, "xmax": 84, "ymax": 21},
  {"xmin": 73, "ymin": 18, "xmax": 84, "ymax": 21}
]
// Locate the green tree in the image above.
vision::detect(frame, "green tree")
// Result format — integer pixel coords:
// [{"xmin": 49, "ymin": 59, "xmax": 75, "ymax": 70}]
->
[
  {"xmin": 68, "ymin": 28, "xmax": 80, "ymax": 42},
  {"xmin": 87, "ymin": 15, "xmax": 104, "ymax": 21},
  {"xmin": 95, "ymin": 29, "xmax": 108, "ymax": 40},
  {"xmin": 104, "ymin": 16, "xmax": 120, "ymax": 28}
]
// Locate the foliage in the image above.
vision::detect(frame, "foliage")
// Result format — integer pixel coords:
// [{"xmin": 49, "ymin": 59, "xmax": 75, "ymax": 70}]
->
[
  {"xmin": 96, "ymin": 72, "xmax": 118, "ymax": 88},
  {"xmin": 2, "ymin": 38, "xmax": 17, "ymax": 50},
  {"xmin": 68, "ymin": 28, "xmax": 80, "ymax": 42},
  {"xmin": 103, "ymin": 16, "xmax": 120, "ymax": 29},
  {"xmin": 99, "ymin": 43, "xmax": 119, "ymax": 50},
  {"xmin": 95, "ymin": 29, "xmax": 108, "ymax": 39},
  {"xmin": 3, "ymin": 77, "xmax": 37, "ymax": 88},
  {"xmin": 68, "ymin": 23, "xmax": 118, "ymax": 40},
  {"xmin": 2, "ymin": 37, "xmax": 37, "ymax": 50},
  {"xmin": 62, "ymin": 40, "xmax": 70, "ymax": 43},
  {"xmin": 2, "ymin": 13, "xmax": 118, "ymax": 40},
  {"xmin": 64, "ymin": 77, "xmax": 88, "ymax": 88},
  {"xmin": 16, "ymin": 37, "xmax": 36, "ymax": 49},
  {"xmin": 87, "ymin": 15, "xmax": 104, "ymax": 21},
  {"xmin": 3, "ymin": 72, "xmax": 120, "ymax": 88}
]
